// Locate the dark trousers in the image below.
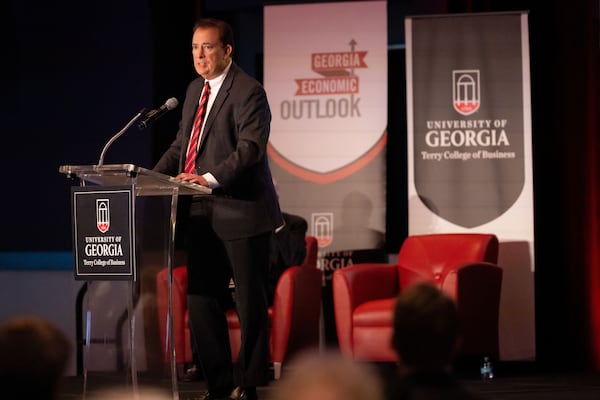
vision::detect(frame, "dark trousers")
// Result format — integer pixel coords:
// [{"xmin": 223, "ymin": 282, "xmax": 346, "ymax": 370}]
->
[{"xmin": 186, "ymin": 215, "xmax": 270, "ymax": 395}]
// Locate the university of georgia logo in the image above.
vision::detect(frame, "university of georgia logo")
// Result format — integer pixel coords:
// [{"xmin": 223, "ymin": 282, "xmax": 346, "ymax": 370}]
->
[
  {"xmin": 311, "ymin": 212, "xmax": 333, "ymax": 248},
  {"xmin": 96, "ymin": 199, "xmax": 110, "ymax": 233},
  {"xmin": 452, "ymin": 70, "xmax": 480, "ymax": 116}
]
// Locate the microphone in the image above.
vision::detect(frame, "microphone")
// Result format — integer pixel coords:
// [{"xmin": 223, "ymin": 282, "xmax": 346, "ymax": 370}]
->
[
  {"xmin": 137, "ymin": 97, "xmax": 179, "ymax": 130},
  {"xmin": 97, "ymin": 98, "xmax": 178, "ymax": 166}
]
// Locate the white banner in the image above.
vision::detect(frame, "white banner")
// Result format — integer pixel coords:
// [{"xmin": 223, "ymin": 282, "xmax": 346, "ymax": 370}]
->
[
  {"xmin": 406, "ymin": 12, "xmax": 535, "ymax": 360},
  {"xmin": 265, "ymin": 1, "xmax": 387, "ymax": 255}
]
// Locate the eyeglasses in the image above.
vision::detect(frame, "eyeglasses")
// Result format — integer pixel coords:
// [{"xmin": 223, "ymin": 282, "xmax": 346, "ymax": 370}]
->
[{"xmin": 192, "ymin": 42, "xmax": 225, "ymax": 52}]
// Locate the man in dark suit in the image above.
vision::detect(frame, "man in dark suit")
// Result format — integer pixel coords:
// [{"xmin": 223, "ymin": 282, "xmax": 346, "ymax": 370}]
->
[
  {"xmin": 154, "ymin": 18, "xmax": 282, "ymax": 400},
  {"xmin": 183, "ymin": 210, "xmax": 307, "ymax": 383}
]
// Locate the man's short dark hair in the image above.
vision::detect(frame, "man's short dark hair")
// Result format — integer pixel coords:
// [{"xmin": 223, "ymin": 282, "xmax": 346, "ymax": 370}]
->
[{"xmin": 193, "ymin": 18, "xmax": 235, "ymax": 49}]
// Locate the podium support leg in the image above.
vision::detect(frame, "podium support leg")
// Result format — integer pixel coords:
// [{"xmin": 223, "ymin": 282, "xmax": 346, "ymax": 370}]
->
[
  {"xmin": 167, "ymin": 188, "xmax": 180, "ymax": 400},
  {"xmin": 127, "ymin": 280, "xmax": 139, "ymax": 395}
]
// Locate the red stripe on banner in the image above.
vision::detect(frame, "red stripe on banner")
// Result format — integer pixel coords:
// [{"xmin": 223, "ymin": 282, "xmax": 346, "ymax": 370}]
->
[{"xmin": 267, "ymin": 131, "xmax": 387, "ymax": 184}]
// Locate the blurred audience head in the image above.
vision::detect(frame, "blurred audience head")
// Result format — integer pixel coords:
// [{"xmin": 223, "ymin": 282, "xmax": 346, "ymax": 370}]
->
[
  {"xmin": 391, "ymin": 282, "xmax": 458, "ymax": 373},
  {"xmin": 0, "ymin": 315, "xmax": 71, "ymax": 400},
  {"xmin": 272, "ymin": 349, "xmax": 384, "ymax": 400},
  {"xmin": 86, "ymin": 386, "xmax": 173, "ymax": 400}
]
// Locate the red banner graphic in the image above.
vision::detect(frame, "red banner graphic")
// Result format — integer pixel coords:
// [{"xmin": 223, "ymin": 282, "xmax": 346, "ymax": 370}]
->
[
  {"xmin": 295, "ymin": 76, "xmax": 360, "ymax": 95},
  {"xmin": 311, "ymin": 51, "xmax": 368, "ymax": 75}
]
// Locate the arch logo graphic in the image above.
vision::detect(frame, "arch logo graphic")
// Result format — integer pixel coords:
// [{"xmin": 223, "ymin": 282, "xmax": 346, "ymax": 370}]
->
[
  {"xmin": 453, "ymin": 70, "xmax": 480, "ymax": 116},
  {"xmin": 96, "ymin": 199, "xmax": 110, "ymax": 233}
]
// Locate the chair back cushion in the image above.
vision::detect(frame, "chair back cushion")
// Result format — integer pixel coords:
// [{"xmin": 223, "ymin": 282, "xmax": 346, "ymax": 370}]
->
[{"xmin": 397, "ymin": 233, "xmax": 498, "ymax": 288}]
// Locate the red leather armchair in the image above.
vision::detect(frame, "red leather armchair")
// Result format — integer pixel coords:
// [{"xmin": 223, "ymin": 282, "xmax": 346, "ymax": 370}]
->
[
  {"xmin": 332, "ymin": 233, "xmax": 501, "ymax": 362},
  {"xmin": 156, "ymin": 236, "xmax": 320, "ymax": 379}
]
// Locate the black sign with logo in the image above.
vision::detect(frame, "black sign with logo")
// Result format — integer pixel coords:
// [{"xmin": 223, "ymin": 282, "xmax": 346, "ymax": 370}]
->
[
  {"xmin": 71, "ymin": 185, "xmax": 135, "ymax": 280},
  {"xmin": 411, "ymin": 13, "xmax": 526, "ymax": 227}
]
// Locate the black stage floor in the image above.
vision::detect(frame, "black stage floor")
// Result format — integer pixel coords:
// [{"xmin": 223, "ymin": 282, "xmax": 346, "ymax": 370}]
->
[
  {"xmin": 461, "ymin": 373, "xmax": 600, "ymax": 400},
  {"xmin": 58, "ymin": 366, "xmax": 600, "ymax": 400}
]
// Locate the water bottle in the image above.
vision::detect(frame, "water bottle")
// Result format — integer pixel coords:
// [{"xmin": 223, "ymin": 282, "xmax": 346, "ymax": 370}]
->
[{"xmin": 480, "ymin": 356, "xmax": 494, "ymax": 380}]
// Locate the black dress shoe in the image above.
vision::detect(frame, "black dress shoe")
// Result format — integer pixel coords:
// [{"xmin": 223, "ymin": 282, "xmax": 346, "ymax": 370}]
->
[
  {"xmin": 196, "ymin": 386, "xmax": 246, "ymax": 400},
  {"xmin": 229, "ymin": 386, "xmax": 258, "ymax": 400},
  {"xmin": 182, "ymin": 364, "xmax": 203, "ymax": 382}
]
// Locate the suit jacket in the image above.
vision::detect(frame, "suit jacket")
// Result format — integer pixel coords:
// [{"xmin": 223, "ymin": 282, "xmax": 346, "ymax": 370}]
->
[
  {"xmin": 154, "ymin": 62, "xmax": 282, "ymax": 240},
  {"xmin": 268, "ymin": 212, "xmax": 308, "ymax": 303}
]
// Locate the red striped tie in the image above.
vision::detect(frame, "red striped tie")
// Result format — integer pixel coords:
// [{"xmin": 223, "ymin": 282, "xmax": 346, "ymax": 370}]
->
[{"xmin": 184, "ymin": 81, "xmax": 210, "ymax": 174}]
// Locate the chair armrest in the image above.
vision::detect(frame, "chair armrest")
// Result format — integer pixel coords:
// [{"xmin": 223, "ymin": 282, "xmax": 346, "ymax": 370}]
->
[
  {"xmin": 156, "ymin": 266, "xmax": 188, "ymax": 362},
  {"xmin": 333, "ymin": 263, "xmax": 399, "ymax": 308},
  {"xmin": 442, "ymin": 261, "xmax": 503, "ymax": 357},
  {"xmin": 270, "ymin": 265, "xmax": 322, "ymax": 363},
  {"xmin": 332, "ymin": 263, "xmax": 399, "ymax": 356}
]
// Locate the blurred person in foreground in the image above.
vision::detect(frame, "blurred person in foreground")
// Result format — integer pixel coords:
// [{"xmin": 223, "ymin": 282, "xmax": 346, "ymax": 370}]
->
[
  {"xmin": 271, "ymin": 350, "xmax": 384, "ymax": 400},
  {"xmin": 0, "ymin": 315, "xmax": 70, "ymax": 400},
  {"xmin": 86, "ymin": 386, "xmax": 172, "ymax": 400},
  {"xmin": 389, "ymin": 282, "xmax": 482, "ymax": 400}
]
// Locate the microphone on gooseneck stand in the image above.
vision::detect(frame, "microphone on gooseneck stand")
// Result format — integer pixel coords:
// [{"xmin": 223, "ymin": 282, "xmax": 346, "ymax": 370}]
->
[
  {"xmin": 137, "ymin": 97, "xmax": 179, "ymax": 130},
  {"xmin": 97, "ymin": 97, "xmax": 179, "ymax": 166}
]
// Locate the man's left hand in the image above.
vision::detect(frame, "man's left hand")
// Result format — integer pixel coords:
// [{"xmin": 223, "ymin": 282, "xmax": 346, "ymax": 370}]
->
[{"xmin": 175, "ymin": 173, "xmax": 209, "ymax": 187}]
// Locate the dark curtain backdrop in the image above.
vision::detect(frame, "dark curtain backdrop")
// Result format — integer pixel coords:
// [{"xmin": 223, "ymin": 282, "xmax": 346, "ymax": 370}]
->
[
  {"xmin": 0, "ymin": 1, "xmax": 157, "ymax": 251},
  {"xmin": 531, "ymin": 0, "xmax": 600, "ymax": 373},
  {"xmin": 557, "ymin": 0, "xmax": 600, "ymax": 371}
]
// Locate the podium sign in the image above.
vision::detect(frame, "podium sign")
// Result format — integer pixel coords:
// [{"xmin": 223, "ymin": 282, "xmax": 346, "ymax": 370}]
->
[{"xmin": 72, "ymin": 185, "xmax": 135, "ymax": 280}]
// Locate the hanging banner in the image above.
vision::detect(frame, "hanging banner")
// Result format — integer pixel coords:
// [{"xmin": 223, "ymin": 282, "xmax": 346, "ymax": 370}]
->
[
  {"xmin": 406, "ymin": 12, "xmax": 535, "ymax": 360},
  {"xmin": 265, "ymin": 0, "xmax": 387, "ymax": 256},
  {"xmin": 265, "ymin": 1, "xmax": 388, "ymax": 347}
]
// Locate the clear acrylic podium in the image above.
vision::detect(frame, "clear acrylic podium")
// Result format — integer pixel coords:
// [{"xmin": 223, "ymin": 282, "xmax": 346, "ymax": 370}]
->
[{"xmin": 59, "ymin": 164, "xmax": 211, "ymax": 400}]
